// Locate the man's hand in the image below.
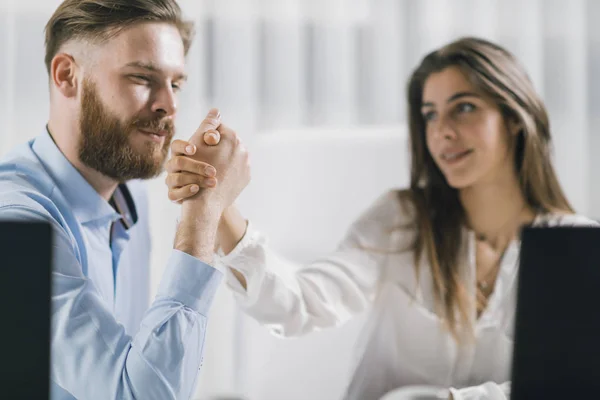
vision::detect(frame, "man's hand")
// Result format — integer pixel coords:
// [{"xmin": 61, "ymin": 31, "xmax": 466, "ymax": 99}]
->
[
  {"xmin": 172, "ymin": 108, "xmax": 251, "ymax": 263},
  {"xmin": 165, "ymin": 140, "xmax": 219, "ymax": 204},
  {"xmin": 184, "ymin": 110, "xmax": 250, "ymax": 214},
  {"xmin": 167, "ymin": 108, "xmax": 250, "ymax": 213}
]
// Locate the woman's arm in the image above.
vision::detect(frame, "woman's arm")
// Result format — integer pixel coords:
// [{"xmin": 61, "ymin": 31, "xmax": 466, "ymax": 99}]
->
[
  {"xmin": 215, "ymin": 191, "xmax": 405, "ymax": 337},
  {"xmin": 217, "ymin": 205, "xmax": 249, "ymax": 288},
  {"xmin": 164, "ymin": 137, "xmax": 410, "ymax": 337}
]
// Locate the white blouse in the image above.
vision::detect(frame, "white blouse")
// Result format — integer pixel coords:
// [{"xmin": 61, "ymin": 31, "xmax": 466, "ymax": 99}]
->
[{"xmin": 216, "ymin": 190, "xmax": 598, "ymax": 400}]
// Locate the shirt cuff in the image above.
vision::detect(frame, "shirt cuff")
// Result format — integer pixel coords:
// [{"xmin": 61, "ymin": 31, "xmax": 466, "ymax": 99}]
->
[
  {"xmin": 217, "ymin": 220, "xmax": 257, "ymax": 263},
  {"xmin": 215, "ymin": 221, "xmax": 267, "ymax": 301},
  {"xmin": 449, "ymin": 382, "xmax": 508, "ymax": 400},
  {"xmin": 449, "ymin": 387, "xmax": 464, "ymax": 400},
  {"xmin": 157, "ymin": 249, "xmax": 223, "ymax": 315}
]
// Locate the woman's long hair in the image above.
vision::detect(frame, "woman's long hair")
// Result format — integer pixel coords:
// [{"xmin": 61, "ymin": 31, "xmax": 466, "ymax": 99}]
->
[{"xmin": 405, "ymin": 37, "xmax": 573, "ymax": 340}]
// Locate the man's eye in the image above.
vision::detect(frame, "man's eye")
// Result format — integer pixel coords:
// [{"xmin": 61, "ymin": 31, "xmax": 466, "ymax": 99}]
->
[{"xmin": 131, "ymin": 75, "xmax": 151, "ymax": 83}]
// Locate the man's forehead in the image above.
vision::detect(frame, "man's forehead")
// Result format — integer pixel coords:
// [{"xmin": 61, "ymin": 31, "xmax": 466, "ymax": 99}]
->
[{"xmin": 100, "ymin": 22, "xmax": 186, "ymax": 74}]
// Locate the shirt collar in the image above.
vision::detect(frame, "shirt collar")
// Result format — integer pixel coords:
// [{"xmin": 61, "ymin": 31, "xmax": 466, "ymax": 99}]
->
[
  {"xmin": 32, "ymin": 128, "xmax": 126, "ymax": 226},
  {"xmin": 110, "ymin": 183, "xmax": 139, "ymax": 229}
]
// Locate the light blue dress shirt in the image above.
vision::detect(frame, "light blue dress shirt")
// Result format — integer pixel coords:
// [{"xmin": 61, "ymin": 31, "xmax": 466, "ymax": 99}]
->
[{"xmin": 0, "ymin": 129, "xmax": 223, "ymax": 400}]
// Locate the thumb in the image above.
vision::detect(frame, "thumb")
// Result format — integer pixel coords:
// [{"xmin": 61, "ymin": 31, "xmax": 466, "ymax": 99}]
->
[
  {"xmin": 203, "ymin": 130, "xmax": 221, "ymax": 146},
  {"xmin": 189, "ymin": 108, "xmax": 221, "ymax": 146}
]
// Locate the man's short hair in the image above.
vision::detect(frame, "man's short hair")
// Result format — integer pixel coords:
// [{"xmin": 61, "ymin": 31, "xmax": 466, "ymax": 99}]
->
[{"xmin": 44, "ymin": 0, "xmax": 194, "ymax": 74}]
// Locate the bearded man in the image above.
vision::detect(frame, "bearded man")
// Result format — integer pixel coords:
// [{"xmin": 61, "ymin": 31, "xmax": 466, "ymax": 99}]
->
[{"xmin": 0, "ymin": 1, "xmax": 250, "ymax": 399}]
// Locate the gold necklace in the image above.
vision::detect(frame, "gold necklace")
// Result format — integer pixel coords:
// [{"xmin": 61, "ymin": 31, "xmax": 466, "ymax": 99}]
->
[
  {"xmin": 476, "ymin": 253, "xmax": 503, "ymax": 292},
  {"xmin": 473, "ymin": 202, "xmax": 527, "ymax": 245},
  {"xmin": 474, "ymin": 203, "xmax": 526, "ymax": 243},
  {"xmin": 475, "ymin": 246, "xmax": 506, "ymax": 316},
  {"xmin": 473, "ymin": 203, "xmax": 527, "ymax": 294}
]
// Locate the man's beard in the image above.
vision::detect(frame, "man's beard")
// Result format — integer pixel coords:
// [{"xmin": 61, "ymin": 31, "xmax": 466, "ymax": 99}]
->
[{"xmin": 78, "ymin": 79, "xmax": 174, "ymax": 182}]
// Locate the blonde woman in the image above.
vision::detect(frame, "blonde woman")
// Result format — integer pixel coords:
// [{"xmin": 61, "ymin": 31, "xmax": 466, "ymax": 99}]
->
[{"xmin": 166, "ymin": 37, "xmax": 598, "ymax": 400}]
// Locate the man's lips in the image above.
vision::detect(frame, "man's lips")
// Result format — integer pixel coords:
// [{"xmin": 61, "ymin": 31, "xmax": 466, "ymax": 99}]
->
[
  {"xmin": 138, "ymin": 128, "xmax": 168, "ymax": 137},
  {"xmin": 137, "ymin": 128, "xmax": 170, "ymax": 144}
]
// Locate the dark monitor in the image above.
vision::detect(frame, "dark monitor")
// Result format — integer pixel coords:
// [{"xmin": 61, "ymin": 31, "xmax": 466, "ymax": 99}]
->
[
  {"xmin": 511, "ymin": 226, "xmax": 600, "ymax": 399},
  {"xmin": 0, "ymin": 221, "xmax": 52, "ymax": 399}
]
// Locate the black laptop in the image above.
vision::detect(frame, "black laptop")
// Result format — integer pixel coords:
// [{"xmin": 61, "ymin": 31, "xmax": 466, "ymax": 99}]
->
[
  {"xmin": 511, "ymin": 225, "xmax": 600, "ymax": 399},
  {"xmin": 0, "ymin": 221, "xmax": 52, "ymax": 399}
]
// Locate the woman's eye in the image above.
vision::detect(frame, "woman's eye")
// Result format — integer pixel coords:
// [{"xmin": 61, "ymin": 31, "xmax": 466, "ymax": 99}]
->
[
  {"xmin": 423, "ymin": 111, "xmax": 437, "ymax": 122},
  {"xmin": 457, "ymin": 102, "xmax": 476, "ymax": 113}
]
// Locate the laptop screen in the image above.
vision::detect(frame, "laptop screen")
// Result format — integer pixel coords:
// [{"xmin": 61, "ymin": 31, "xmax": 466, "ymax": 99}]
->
[
  {"xmin": 0, "ymin": 221, "xmax": 52, "ymax": 400},
  {"xmin": 511, "ymin": 226, "xmax": 600, "ymax": 399}
]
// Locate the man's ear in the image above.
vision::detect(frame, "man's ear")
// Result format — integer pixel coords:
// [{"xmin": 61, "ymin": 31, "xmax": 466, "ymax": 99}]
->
[{"xmin": 50, "ymin": 53, "xmax": 79, "ymax": 98}]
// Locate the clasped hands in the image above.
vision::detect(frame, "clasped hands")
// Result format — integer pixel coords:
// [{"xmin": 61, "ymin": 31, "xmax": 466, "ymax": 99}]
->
[{"xmin": 165, "ymin": 108, "xmax": 250, "ymax": 214}]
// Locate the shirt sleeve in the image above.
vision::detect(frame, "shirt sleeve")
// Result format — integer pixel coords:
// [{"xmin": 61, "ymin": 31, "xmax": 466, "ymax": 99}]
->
[
  {"xmin": 449, "ymin": 381, "xmax": 510, "ymax": 400},
  {"xmin": 0, "ymin": 205, "xmax": 222, "ymax": 400},
  {"xmin": 216, "ymin": 190, "xmax": 412, "ymax": 337}
]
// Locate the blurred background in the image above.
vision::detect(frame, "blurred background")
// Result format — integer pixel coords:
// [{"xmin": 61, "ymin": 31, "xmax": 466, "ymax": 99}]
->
[{"xmin": 0, "ymin": 0, "xmax": 599, "ymax": 399}]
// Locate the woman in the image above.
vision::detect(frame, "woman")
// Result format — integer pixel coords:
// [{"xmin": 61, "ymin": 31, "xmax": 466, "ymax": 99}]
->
[{"xmin": 166, "ymin": 37, "xmax": 597, "ymax": 400}]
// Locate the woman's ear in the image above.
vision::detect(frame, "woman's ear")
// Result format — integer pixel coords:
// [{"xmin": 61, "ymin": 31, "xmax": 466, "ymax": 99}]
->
[{"xmin": 507, "ymin": 117, "xmax": 523, "ymax": 136}]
